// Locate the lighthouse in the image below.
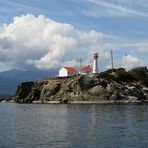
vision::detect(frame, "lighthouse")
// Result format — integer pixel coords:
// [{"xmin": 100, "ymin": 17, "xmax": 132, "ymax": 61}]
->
[{"xmin": 93, "ymin": 53, "xmax": 98, "ymax": 74}]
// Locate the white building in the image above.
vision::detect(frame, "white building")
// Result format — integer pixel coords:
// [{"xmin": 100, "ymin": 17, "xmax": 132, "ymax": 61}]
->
[
  {"xmin": 59, "ymin": 67, "xmax": 77, "ymax": 77},
  {"xmin": 93, "ymin": 53, "xmax": 98, "ymax": 74}
]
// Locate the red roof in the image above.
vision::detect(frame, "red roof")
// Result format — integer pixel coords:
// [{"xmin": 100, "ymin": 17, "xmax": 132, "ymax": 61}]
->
[
  {"xmin": 81, "ymin": 65, "xmax": 93, "ymax": 71},
  {"xmin": 64, "ymin": 67, "xmax": 76, "ymax": 72}
]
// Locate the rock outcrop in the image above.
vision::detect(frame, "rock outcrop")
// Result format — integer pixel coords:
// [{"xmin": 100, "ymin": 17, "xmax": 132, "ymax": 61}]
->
[{"xmin": 13, "ymin": 74, "xmax": 148, "ymax": 104}]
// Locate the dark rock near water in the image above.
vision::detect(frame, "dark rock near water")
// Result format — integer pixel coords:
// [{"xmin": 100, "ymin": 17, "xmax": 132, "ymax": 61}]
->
[{"xmin": 14, "ymin": 82, "xmax": 34, "ymax": 103}]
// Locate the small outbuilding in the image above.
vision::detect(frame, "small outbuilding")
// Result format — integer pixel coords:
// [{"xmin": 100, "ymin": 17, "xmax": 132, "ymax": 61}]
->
[
  {"xmin": 81, "ymin": 65, "xmax": 93, "ymax": 74},
  {"xmin": 59, "ymin": 66, "xmax": 77, "ymax": 77}
]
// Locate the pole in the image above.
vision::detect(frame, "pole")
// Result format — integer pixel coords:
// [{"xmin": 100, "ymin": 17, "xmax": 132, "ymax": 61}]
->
[
  {"xmin": 111, "ymin": 49, "xmax": 114, "ymax": 72},
  {"xmin": 79, "ymin": 57, "xmax": 81, "ymax": 74}
]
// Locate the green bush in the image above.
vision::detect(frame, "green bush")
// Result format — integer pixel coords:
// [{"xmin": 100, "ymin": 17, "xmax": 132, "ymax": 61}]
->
[
  {"xmin": 129, "ymin": 66, "xmax": 148, "ymax": 86},
  {"xmin": 115, "ymin": 70, "xmax": 136, "ymax": 82},
  {"xmin": 99, "ymin": 68, "xmax": 136, "ymax": 82},
  {"xmin": 99, "ymin": 71, "xmax": 114, "ymax": 80},
  {"xmin": 99, "ymin": 67, "xmax": 148, "ymax": 85}
]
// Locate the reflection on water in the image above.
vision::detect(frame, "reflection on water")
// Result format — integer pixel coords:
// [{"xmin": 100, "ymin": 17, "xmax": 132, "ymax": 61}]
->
[{"xmin": 0, "ymin": 103, "xmax": 148, "ymax": 148}]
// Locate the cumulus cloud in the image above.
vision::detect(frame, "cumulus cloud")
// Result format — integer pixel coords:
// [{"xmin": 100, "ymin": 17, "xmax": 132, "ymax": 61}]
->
[
  {"xmin": 0, "ymin": 14, "xmax": 103, "ymax": 70},
  {"xmin": 122, "ymin": 54, "xmax": 143, "ymax": 69}
]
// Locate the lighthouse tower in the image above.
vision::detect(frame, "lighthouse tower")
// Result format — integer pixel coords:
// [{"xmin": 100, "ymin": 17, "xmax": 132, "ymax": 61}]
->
[{"xmin": 93, "ymin": 53, "xmax": 98, "ymax": 74}]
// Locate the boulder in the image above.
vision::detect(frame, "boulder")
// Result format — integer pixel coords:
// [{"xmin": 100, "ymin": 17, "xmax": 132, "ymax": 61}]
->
[
  {"xmin": 88, "ymin": 85, "xmax": 106, "ymax": 96},
  {"xmin": 78, "ymin": 75, "xmax": 99, "ymax": 90},
  {"xmin": 40, "ymin": 82, "xmax": 61, "ymax": 100}
]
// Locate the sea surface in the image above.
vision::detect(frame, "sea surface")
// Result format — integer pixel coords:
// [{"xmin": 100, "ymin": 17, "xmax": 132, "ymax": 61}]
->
[{"xmin": 0, "ymin": 103, "xmax": 148, "ymax": 148}]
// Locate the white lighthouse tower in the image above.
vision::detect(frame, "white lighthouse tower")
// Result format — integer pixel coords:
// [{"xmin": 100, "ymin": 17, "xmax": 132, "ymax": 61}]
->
[{"xmin": 93, "ymin": 53, "xmax": 98, "ymax": 74}]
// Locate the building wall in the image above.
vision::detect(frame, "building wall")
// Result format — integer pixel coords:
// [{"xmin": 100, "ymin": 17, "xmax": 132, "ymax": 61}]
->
[
  {"xmin": 59, "ymin": 68, "xmax": 68, "ymax": 77},
  {"xmin": 68, "ymin": 71, "xmax": 77, "ymax": 76},
  {"xmin": 59, "ymin": 68, "xmax": 77, "ymax": 77},
  {"xmin": 93, "ymin": 59, "xmax": 98, "ymax": 73},
  {"xmin": 80, "ymin": 71, "xmax": 92, "ymax": 75}
]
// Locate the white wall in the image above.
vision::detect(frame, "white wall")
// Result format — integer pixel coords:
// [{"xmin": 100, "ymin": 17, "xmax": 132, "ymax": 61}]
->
[
  {"xmin": 59, "ymin": 68, "xmax": 68, "ymax": 77},
  {"xmin": 59, "ymin": 67, "xmax": 77, "ymax": 77},
  {"xmin": 93, "ymin": 59, "xmax": 98, "ymax": 74}
]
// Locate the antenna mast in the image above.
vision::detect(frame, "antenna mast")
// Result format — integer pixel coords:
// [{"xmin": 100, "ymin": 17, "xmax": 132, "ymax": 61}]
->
[
  {"xmin": 111, "ymin": 49, "xmax": 114, "ymax": 72},
  {"xmin": 79, "ymin": 57, "xmax": 82, "ymax": 73}
]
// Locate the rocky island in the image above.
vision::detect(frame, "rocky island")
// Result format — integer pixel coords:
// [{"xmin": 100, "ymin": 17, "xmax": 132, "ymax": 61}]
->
[{"xmin": 12, "ymin": 67, "xmax": 148, "ymax": 104}]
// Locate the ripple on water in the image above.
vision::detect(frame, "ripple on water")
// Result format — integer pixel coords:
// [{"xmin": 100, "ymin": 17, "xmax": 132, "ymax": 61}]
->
[{"xmin": 0, "ymin": 103, "xmax": 148, "ymax": 148}]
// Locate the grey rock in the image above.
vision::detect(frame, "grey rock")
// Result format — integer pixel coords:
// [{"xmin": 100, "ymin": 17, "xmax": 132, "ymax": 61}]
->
[
  {"xmin": 40, "ymin": 82, "xmax": 61, "ymax": 100},
  {"xmin": 13, "ymin": 74, "xmax": 146, "ymax": 103}
]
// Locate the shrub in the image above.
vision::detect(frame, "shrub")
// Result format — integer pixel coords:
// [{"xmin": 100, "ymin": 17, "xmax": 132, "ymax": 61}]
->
[
  {"xmin": 115, "ymin": 70, "xmax": 136, "ymax": 82},
  {"xmin": 99, "ymin": 71, "xmax": 114, "ymax": 80},
  {"xmin": 99, "ymin": 68, "xmax": 136, "ymax": 82},
  {"xmin": 129, "ymin": 66, "xmax": 148, "ymax": 86}
]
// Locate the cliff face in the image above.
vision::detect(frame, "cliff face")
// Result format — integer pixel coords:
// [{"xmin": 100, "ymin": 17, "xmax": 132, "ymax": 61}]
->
[{"xmin": 14, "ymin": 74, "xmax": 148, "ymax": 104}]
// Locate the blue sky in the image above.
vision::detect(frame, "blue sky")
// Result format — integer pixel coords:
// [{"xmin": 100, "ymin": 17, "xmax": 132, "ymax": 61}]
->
[{"xmin": 0, "ymin": 0, "xmax": 148, "ymax": 71}]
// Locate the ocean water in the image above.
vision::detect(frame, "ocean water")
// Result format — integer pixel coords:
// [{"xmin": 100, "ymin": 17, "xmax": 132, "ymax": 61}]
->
[{"xmin": 0, "ymin": 103, "xmax": 148, "ymax": 148}]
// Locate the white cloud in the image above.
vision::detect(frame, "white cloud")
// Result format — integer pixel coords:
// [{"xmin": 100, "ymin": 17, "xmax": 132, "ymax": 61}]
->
[
  {"xmin": 0, "ymin": 14, "xmax": 103, "ymax": 70},
  {"xmin": 122, "ymin": 54, "xmax": 143, "ymax": 69},
  {"xmin": 84, "ymin": 0, "xmax": 148, "ymax": 18},
  {"xmin": 137, "ymin": 46, "xmax": 148, "ymax": 53},
  {"xmin": 0, "ymin": 14, "xmax": 147, "ymax": 72}
]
